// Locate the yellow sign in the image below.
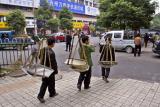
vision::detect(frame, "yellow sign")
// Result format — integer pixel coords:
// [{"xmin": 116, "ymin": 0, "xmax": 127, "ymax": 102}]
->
[
  {"xmin": 73, "ymin": 22, "xmax": 84, "ymax": 29},
  {"xmin": 0, "ymin": 22, "xmax": 8, "ymax": 29}
]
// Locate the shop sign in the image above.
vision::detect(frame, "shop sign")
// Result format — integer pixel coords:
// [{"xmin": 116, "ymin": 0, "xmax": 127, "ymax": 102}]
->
[
  {"xmin": 73, "ymin": 22, "xmax": 84, "ymax": 29},
  {"xmin": 85, "ymin": 6, "xmax": 100, "ymax": 16},
  {"xmin": 0, "ymin": 0, "xmax": 40, "ymax": 8},
  {"xmin": 48, "ymin": 0, "xmax": 85, "ymax": 14},
  {"xmin": 0, "ymin": 22, "xmax": 8, "ymax": 29}
]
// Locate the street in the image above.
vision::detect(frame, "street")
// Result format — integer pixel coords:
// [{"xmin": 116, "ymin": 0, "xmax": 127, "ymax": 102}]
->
[
  {"xmin": 1, "ymin": 36, "xmax": 160, "ymax": 107},
  {"xmin": 0, "ymin": 36, "xmax": 160, "ymax": 82},
  {"xmin": 54, "ymin": 36, "xmax": 160, "ymax": 83}
]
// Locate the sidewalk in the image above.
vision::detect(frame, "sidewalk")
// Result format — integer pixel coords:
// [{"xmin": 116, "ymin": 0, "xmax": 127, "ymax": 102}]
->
[{"xmin": 0, "ymin": 71, "xmax": 160, "ymax": 107}]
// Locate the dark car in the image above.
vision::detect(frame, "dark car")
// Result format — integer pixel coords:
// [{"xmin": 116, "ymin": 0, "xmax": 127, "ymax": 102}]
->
[{"xmin": 152, "ymin": 41, "xmax": 160, "ymax": 55}]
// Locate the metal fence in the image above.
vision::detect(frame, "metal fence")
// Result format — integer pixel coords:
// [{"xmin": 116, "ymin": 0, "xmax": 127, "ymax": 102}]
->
[{"xmin": 0, "ymin": 38, "xmax": 34, "ymax": 69}]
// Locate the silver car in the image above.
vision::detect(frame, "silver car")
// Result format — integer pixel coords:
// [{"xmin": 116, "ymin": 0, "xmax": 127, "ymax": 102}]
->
[{"xmin": 99, "ymin": 30, "xmax": 135, "ymax": 53}]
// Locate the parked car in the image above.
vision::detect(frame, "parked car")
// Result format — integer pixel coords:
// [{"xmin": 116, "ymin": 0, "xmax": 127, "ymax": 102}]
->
[
  {"xmin": 152, "ymin": 41, "xmax": 160, "ymax": 55},
  {"xmin": 99, "ymin": 30, "xmax": 135, "ymax": 53},
  {"xmin": 47, "ymin": 32, "xmax": 66, "ymax": 42}
]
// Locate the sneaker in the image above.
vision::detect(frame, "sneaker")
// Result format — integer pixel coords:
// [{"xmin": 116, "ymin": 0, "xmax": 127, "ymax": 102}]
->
[
  {"xmin": 49, "ymin": 93, "xmax": 59, "ymax": 97},
  {"xmin": 77, "ymin": 84, "xmax": 81, "ymax": 91},
  {"xmin": 84, "ymin": 86, "xmax": 91, "ymax": 89},
  {"xmin": 37, "ymin": 96, "xmax": 45, "ymax": 103}
]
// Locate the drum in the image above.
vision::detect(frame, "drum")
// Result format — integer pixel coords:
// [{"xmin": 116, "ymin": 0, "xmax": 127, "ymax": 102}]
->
[
  {"xmin": 99, "ymin": 61, "xmax": 118, "ymax": 68},
  {"xmin": 21, "ymin": 64, "xmax": 54, "ymax": 77},
  {"xmin": 64, "ymin": 59, "xmax": 89, "ymax": 72}
]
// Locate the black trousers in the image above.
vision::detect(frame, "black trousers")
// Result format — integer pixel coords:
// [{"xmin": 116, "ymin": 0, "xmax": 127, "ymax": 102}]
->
[
  {"xmin": 66, "ymin": 42, "xmax": 71, "ymax": 51},
  {"xmin": 38, "ymin": 73, "xmax": 56, "ymax": 98},
  {"xmin": 144, "ymin": 40, "xmax": 148, "ymax": 48},
  {"xmin": 102, "ymin": 67, "xmax": 110, "ymax": 78},
  {"xmin": 134, "ymin": 45, "xmax": 141, "ymax": 56},
  {"xmin": 77, "ymin": 67, "xmax": 92, "ymax": 88}
]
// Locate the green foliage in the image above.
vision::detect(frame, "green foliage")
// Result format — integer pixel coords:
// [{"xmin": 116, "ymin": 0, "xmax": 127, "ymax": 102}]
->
[
  {"xmin": 47, "ymin": 18, "xmax": 60, "ymax": 33},
  {"xmin": 98, "ymin": 0, "xmax": 158, "ymax": 30},
  {"xmin": 59, "ymin": 7, "xmax": 73, "ymax": 20},
  {"xmin": 60, "ymin": 18, "xmax": 73, "ymax": 30},
  {"xmin": 35, "ymin": 0, "xmax": 53, "ymax": 29},
  {"xmin": 89, "ymin": 24, "xmax": 96, "ymax": 32},
  {"xmin": 6, "ymin": 9, "xmax": 26, "ymax": 35},
  {"xmin": 59, "ymin": 7, "xmax": 73, "ymax": 30},
  {"xmin": 35, "ymin": 7, "xmax": 53, "ymax": 21},
  {"xmin": 151, "ymin": 14, "xmax": 160, "ymax": 29}
]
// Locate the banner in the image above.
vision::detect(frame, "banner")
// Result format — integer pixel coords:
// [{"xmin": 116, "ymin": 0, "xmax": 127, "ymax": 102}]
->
[
  {"xmin": 48, "ymin": 0, "xmax": 85, "ymax": 14},
  {"xmin": 0, "ymin": 0, "xmax": 40, "ymax": 8}
]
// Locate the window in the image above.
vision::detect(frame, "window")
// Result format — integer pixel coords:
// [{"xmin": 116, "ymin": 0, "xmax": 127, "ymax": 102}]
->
[
  {"xmin": 0, "ymin": 16, "xmax": 6, "ymax": 22},
  {"xmin": 114, "ymin": 33, "xmax": 121, "ymax": 38},
  {"xmin": 104, "ymin": 33, "xmax": 112, "ymax": 40},
  {"xmin": 85, "ymin": 1, "xmax": 88, "ymax": 5},
  {"xmin": 123, "ymin": 31, "xmax": 134, "ymax": 40},
  {"xmin": 90, "ymin": 2, "xmax": 92, "ymax": 6}
]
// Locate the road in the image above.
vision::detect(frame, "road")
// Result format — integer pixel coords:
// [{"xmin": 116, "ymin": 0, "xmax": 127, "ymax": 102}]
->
[
  {"xmin": 0, "ymin": 36, "xmax": 160, "ymax": 83},
  {"xmin": 54, "ymin": 36, "xmax": 160, "ymax": 83}
]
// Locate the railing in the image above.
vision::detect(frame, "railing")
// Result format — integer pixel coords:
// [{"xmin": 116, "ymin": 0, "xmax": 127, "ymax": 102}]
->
[{"xmin": 0, "ymin": 38, "xmax": 34, "ymax": 70}]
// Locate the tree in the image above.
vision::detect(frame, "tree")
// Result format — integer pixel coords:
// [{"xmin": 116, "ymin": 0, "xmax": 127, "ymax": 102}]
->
[
  {"xmin": 47, "ymin": 18, "xmax": 60, "ymax": 33},
  {"xmin": 151, "ymin": 14, "xmax": 160, "ymax": 29},
  {"xmin": 6, "ymin": 9, "xmax": 26, "ymax": 36},
  {"xmin": 59, "ymin": 7, "xmax": 73, "ymax": 30},
  {"xmin": 97, "ymin": 0, "xmax": 157, "ymax": 30},
  {"xmin": 60, "ymin": 18, "xmax": 73, "ymax": 30},
  {"xmin": 35, "ymin": 0, "xmax": 53, "ymax": 34}
]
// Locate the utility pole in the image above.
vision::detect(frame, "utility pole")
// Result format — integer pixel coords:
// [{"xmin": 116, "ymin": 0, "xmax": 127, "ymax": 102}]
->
[{"xmin": 33, "ymin": 0, "xmax": 37, "ymax": 36}]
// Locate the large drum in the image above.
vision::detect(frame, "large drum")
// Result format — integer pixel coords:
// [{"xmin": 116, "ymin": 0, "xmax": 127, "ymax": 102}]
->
[
  {"xmin": 64, "ymin": 59, "xmax": 89, "ymax": 72},
  {"xmin": 21, "ymin": 64, "xmax": 54, "ymax": 77}
]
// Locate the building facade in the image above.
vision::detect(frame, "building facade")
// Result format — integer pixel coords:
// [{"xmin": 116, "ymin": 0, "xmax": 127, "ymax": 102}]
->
[
  {"xmin": 0, "ymin": 0, "xmax": 39, "ymax": 34},
  {"xmin": 48, "ymin": 0, "xmax": 100, "ymax": 30},
  {"xmin": 0, "ymin": 0, "xmax": 99, "ymax": 34}
]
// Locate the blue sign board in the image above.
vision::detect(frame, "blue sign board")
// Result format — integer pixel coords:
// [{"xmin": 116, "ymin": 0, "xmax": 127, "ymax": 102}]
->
[{"xmin": 48, "ymin": 0, "xmax": 85, "ymax": 14}]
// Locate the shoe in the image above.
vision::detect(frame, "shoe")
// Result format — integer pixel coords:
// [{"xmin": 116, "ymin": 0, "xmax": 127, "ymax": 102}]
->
[
  {"xmin": 77, "ymin": 84, "xmax": 81, "ymax": 91},
  {"xmin": 37, "ymin": 96, "xmax": 45, "ymax": 103},
  {"xmin": 84, "ymin": 86, "xmax": 91, "ymax": 89},
  {"xmin": 103, "ymin": 77, "xmax": 109, "ymax": 83},
  {"xmin": 49, "ymin": 93, "xmax": 59, "ymax": 97},
  {"xmin": 102, "ymin": 76, "xmax": 105, "ymax": 80},
  {"xmin": 104, "ymin": 78, "xmax": 109, "ymax": 83}
]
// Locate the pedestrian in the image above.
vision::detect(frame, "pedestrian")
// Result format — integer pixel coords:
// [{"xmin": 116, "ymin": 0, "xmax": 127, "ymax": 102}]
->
[
  {"xmin": 134, "ymin": 33, "xmax": 142, "ymax": 57},
  {"xmin": 144, "ymin": 33, "xmax": 149, "ymax": 48},
  {"xmin": 77, "ymin": 36, "xmax": 95, "ymax": 91},
  {"xmin": 152, "ymin": 32, "xmax": 159, "ymax": 47},
  {"xmin": 65, "ymin": 31, "xmax": 72, "ymax": 52},
  {"xmin": 80, "ymin": 32, "xmax": 85, "ymax": 38},
  {"xmin": 99, "ymin": 37, "xmax": 115, "ymax": 83},
  {"xmin": 37, "ymin": 38, "xmax": 58, "ymax": 103}
]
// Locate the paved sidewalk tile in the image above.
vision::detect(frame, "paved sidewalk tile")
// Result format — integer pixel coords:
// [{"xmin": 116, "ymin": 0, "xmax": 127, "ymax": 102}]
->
[{"xmin": 0, "ymin": 72, "xmax": 160, "ymax": 107}]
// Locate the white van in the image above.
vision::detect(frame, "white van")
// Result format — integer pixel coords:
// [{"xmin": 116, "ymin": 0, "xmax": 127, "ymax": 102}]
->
[{"xmin": 99, "ymin": 30, "xmax": 135, "ymax": 53}]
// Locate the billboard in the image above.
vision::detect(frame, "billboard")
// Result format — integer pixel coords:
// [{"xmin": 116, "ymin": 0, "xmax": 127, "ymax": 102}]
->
[
  {"xmin": 85, "ymin": 6, "xmax": 100, "ymax": 16},
  {"xmin": 48, "ymin": 0, "xmax": 85, "ymax": 14},
  {"xmin": 0, "ymin": 0, "xmax": 40, "ymax": 8}
]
